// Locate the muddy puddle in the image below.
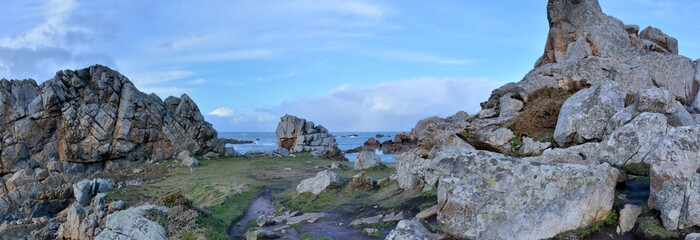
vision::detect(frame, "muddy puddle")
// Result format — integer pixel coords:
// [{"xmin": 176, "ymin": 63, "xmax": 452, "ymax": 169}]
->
[{"xmin": 228, "ymin": 190, "xmax": 395, "ymax": 239}]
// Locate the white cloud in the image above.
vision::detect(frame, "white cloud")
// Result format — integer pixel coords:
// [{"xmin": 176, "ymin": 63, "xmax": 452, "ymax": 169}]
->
[
  {"xmin": 208, "ymin": 107, "xmax": 235, "ymax": 117},
  {"xmin": 212, "ymin": 77, "xmax": 504, "ymax": 132},
  {"xmin": 373, "ymin": 50, "xmax": 473, "ymax": 66},
  {"xmin": 0, "ymin": 0, "xmax": 116, "ymax": 80}
]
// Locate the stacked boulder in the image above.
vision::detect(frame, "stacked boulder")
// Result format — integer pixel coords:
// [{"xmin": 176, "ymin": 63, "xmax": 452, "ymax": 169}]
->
[
  {"xmin": 276, "ymin": 114, "xmax": 344, "ymax": 159},
  {"xmin": 390, "ymin": 0, "xmax": 700, "ymax": 238},
  {"xmin": 0, "ymin": 65, "xmax": 226, "ymax": 224}
]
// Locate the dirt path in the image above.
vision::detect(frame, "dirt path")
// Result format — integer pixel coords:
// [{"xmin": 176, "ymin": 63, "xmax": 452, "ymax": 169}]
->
[
  {"xmin": 228, "ymin": 189, "xmax": 394, "ymax": 240},
  {"xmin": 229, "ymin": 189, "xmax": 277, "ymax": 239}
]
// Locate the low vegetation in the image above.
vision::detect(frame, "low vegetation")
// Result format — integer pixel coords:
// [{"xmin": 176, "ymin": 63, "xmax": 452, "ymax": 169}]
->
[
  {"xmin": 104, "ymin": 153, "xmax": 407, "ymax": 239},
  {"xmin": 512, "ymin": 87, "xmax": 573, "ymax": 143}
]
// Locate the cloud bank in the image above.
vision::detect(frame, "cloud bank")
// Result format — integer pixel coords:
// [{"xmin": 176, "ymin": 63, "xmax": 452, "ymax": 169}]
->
[{"xmin": 207, "ymin": 77, "xmax": 503, "ymax": 132}]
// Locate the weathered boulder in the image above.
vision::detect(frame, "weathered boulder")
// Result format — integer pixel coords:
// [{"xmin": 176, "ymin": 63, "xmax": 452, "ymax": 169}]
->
[
  {"xmin": 647, "ymin": 125, "xmax": 700, "ymax": 230},
  {"xmin": 668, "ymin": 101, "xmax": 696, "ymax": 127},
  {"xmin": 347, "ymin": 171, "xmax": 373, "ymax": 191},
  {"xmin": 640, "ymin": 26, "xmax": 679, "ymax": 54},
  {"xmin": 354, "ymin": 151, "xmax": 381, "ymax": 170},
  {"xmin": 73, "ymin": 178, "xmax": 113, "ymax": 205},
  {"xmin": 637, "ymin": 87, "xmax": 677, "ymax": 114},
  {"xmin": 275, "ymin": 114, "xmax": 343, "ymax": 159},
  {"xmin": 177, "ymin": 151, "xmax": 198, "ymax": 167},
  {"xmin": 519, "ymin": 137, "xmax": 551, "ymax": 156},
  {"xmin": 554, "ymin": 79, "xmax": 625, "ymax": 146},
  {"xmin": 95, "ymin": 205, "xmax": 168, "ymax": 240},
  {"xmin": 601, "ymin": 112, "xmax": 668, "ymax": 166},
  {"xmin": 386, "ymin": 219, "xmax": 436, "ymax": 240},
  {"xmin": 296, "ymin": 170, "xmax": 345, "ymax": 195},
  {"xmin": 436, "ymin": 146, "xmax": 618, "ymax": 239}
]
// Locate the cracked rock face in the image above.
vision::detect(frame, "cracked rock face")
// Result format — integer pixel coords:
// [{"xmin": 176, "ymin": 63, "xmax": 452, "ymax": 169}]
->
[
  {"xmin": 393, "ymin": 132, "xmax": 624, "ymax": 238},
  {"xmin": 275, "ymin": 114, "xmax": 343, "ymax": 159},
  {"xmin": 0, "ymin": 65, "xmax": 223, "ymax": 221},
  {"xmin": 436, "ymin": 147, "xmax": 619, "ymax": 239}
]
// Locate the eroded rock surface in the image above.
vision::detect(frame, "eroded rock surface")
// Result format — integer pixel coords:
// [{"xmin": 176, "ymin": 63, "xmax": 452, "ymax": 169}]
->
[
  {"xmin": 0, "ymin": 65, "xmax": 224, "ymax": 222},
  {"xmin": 435, "ymin": 146, "xmax": 618, "ymax": 239}
]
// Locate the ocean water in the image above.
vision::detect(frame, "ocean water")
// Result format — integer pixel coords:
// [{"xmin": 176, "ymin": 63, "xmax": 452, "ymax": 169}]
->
[{"xmin": 218, "ymin": 132, "xmax": 403, "ymax": 163}]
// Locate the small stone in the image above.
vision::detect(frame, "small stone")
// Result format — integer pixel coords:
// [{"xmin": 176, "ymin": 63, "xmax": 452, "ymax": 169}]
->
[
  {"xmin": 132, "ymin": 168, "xmax": 144, "ymax": 174},
  {"xmin": 617, "ymin": 204, "xmax": 642, "ymax": 234},
  {"xmin": 363, "ymin": 228, "xmax": 379, "ymax": 235}
]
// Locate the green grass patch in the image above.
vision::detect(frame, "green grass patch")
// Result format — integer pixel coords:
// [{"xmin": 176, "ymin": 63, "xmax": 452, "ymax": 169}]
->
[
  {"xmin": 199, "ymin": 189, "xmax": 259, "ymax": 239},
  {"xmin": 619, "ymin": 162, "xmax": 650, "ymax": 176},
  {"xmin": 509, "ymin": 136, "xmax": 524, "ymax": 156},
  {"xmin": 418, "ymin": 202, "xmax": 434, "ymax": 211},
  {"xmin": 299, "ymin": 234, "xmax": 333, "ymax": 240},
  {"xmin": 638, "ymin": 216, "xmax": 680, "ymax": 239},
  {"xmin": 106, "ymin": 153, "xmax": 400, "ymax": 238},
  {"xmin": 419, "ymin": 188, "xmax": 437, "ymax": 198},
  {"xmin": 553, "ymin": 210, "xmax": 618, "ymax": 239}
]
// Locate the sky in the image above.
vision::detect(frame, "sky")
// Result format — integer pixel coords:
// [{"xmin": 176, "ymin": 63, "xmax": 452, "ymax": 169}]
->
[{"xmin": 0, "ymin": 0, "xmax": 699, "ymax": 132}]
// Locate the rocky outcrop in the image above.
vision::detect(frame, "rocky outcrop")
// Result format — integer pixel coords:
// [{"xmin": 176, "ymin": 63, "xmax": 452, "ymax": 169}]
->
[
  {"xmin": 395, "ymin": 112, "xmax": 474, "ymax": 190},
  {"xmin": 353, "ymin": 151, "xmax": 381, "ymax": 170},
  {"xmin": 72, "ymin": 178, "xmax": 113, "ymax": 205},
  {"xmin": 275, "ymin": 114, "xmax": 343, "ymax": 159},
  {"xmin": 296, "ymin": 170, "xmax": 345, "ymax": 195},
  {"xmin": 647, "ymin": 125, "xmax": 700, "ymax": 230},
  {"xmin": 385, "ymin": 219, "xmax": 437, "ymax": 240},
  {"xmin": 435, "ymin": 146, "xmax": 618, "ymax": 239},
  {"xmin": 177, "ymin": 151, "xmax": 199, "ymax": 168},
  {"xmin": 347, "ymin": 171, "xmax": 372, "ymax": 191},
  {"xmin": 95, "ymin": 205, "xmax": 168, "ymax": 240},
  {"xmin": 0, "ymin": 65, "xmax": 224, "ymax": 222}
]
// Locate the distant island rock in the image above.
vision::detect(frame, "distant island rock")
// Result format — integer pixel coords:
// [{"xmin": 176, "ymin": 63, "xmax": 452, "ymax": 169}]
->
[
  {"xmin": 219, "ymin": 138, "xmax": 255, "ymax": 145},
  {"xmin": 345, "ymin": 132, "xmax": 417, "ymax": 155},
  {"xmin": 275, "ymin": 114, "xmax": 344, "ymax": 160}
]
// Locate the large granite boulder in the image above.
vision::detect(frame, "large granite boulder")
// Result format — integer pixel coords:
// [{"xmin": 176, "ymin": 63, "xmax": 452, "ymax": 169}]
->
[
  {"xmin": 385, "ymin": 219, "xmax": 436, "ymax": 240},
  {"xmin": 647, "ymin": 125, "xmax": 700, "ymax": 230},
  {"xmin": 95, "ymin": 205, "xmax": 168, "ymax": 240},
  {"xmin": 275, "ymin": 114, "xmax": 343, "ymax": 159},
  {"xmin": 0, "ymin": 65, "xmax": 223, "ymax": 221},
  {"xmin": 296, "ymin": 170, "xmax": 346, "ymax": 195},
  {"xmin": 554, "ymin": 79, "xmax": 626, "ymax": 146},
  {"xmin": 600, "ymin": 112, "xmax": 669, "ymax": 166},
  {"xmin": 435, "ymin": 146, "xmax": 618, "ymax": 239}
]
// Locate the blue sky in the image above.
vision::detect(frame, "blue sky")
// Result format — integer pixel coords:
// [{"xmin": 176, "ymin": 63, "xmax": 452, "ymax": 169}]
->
[{"xmin": 1, "ymin": 0, "xmax": 698, "ymax": 132}]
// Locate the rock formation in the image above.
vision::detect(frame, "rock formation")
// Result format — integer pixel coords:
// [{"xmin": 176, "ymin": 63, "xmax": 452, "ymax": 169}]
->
[
  {"xmin": 353, "ymin": 151, "xmax": 382, "ymax": 170},
  {"xmin": 390, "ymin": 0, "xmax": 700, "ymax": 237},
  {"xmin": 296, "ymin": 170, "xmax": 345, "ymax": 195},
  {"xmin": 0, "ymin": 65, "xmax": 225, "ymax": 223},
  {"xmin": 275, "ymin": 114, "xmax": 343, "ymax": 159}
]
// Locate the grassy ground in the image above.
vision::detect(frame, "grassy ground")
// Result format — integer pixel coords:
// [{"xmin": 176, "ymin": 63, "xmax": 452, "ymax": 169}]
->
[{"xmin": 102, "ymin": 153, "xmax": 404, "ymax": 239}]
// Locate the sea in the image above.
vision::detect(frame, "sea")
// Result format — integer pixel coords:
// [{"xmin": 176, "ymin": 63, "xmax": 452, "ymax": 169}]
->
[{"xmin": 218, "ymin": 132, "xmax": 404, "ymax": 163}]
